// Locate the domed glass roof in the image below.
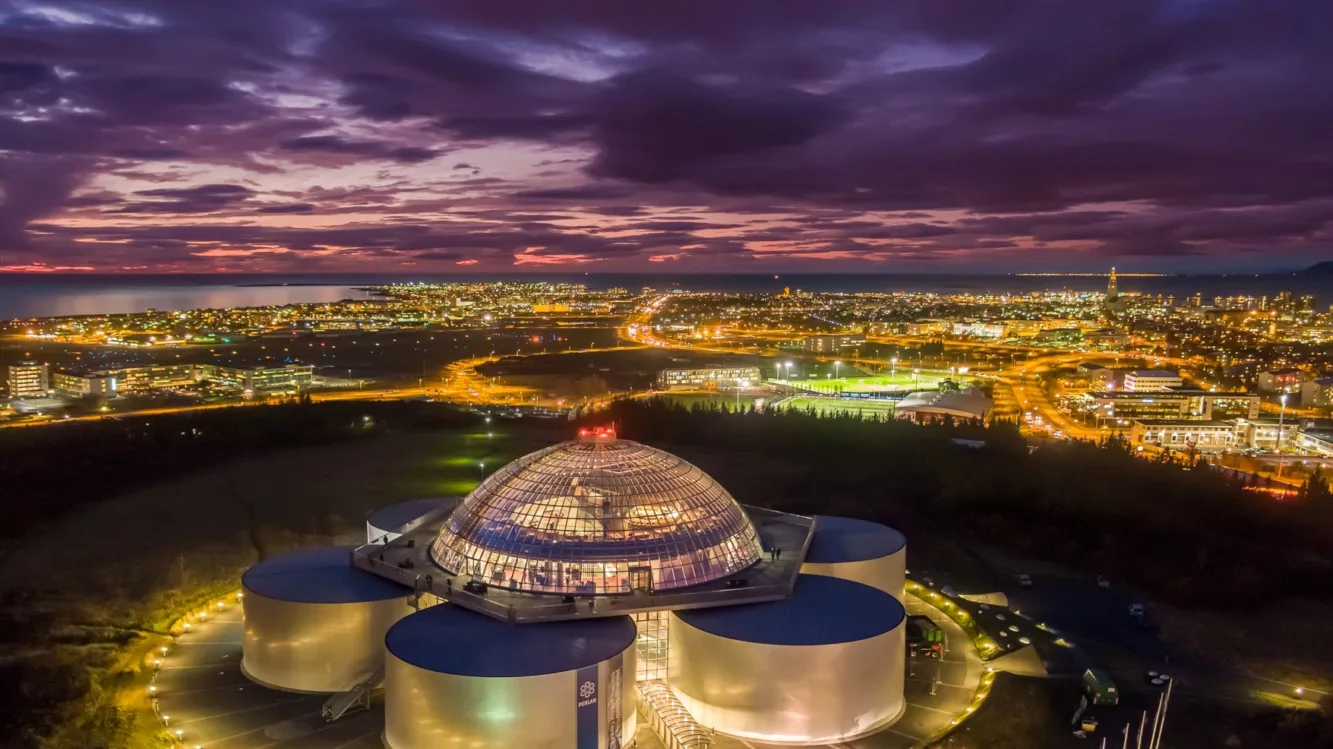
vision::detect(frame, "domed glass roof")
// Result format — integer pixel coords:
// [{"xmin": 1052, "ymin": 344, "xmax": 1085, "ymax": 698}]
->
[{"xmin": 430, "ymin": 433, "xmax": 763, "ymax": 595}]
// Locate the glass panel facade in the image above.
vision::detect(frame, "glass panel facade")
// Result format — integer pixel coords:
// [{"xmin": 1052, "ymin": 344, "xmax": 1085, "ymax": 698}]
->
[
  {"xmin": 430, "ymin": 438, "xmax": 763, "ymax": 595},
  {"xmin": 634, "ymin": 611, "xmax": 669, "ymax": 682}
]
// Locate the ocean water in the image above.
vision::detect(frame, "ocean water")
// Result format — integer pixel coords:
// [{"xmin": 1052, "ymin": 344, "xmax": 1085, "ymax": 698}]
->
[{"xmin": 1, "ymin": 272, "xmax": 1330, "ymax": 320}]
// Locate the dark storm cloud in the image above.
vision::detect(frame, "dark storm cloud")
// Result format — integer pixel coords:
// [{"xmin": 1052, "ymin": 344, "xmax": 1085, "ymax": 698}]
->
[
  {"xmin": 114, "ymin": 184, "xmax": 254, "ymax": 214},
  {"xmin": 586, "ymin": 71, "xmax": 846, "ymax": 183},
  {"xmin": 4, "ymin": 0, "xmax": 1333, "ymax": 269},
  {"xmin": 255, "ymin": 203, "xmax": 316, "ymax": 214},
  {"xmin": 279, "ymin": 135, "xmax": 441, "ymax": 164}
]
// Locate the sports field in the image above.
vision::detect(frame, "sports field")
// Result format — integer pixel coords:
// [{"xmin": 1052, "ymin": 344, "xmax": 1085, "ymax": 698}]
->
[
  {"xmin": 775, "ymin": 396, "xmax": 899, "ymax": 417},
  {"xmin": 774, "ymin": 370, "xmax": 950, "ymax": 395}
]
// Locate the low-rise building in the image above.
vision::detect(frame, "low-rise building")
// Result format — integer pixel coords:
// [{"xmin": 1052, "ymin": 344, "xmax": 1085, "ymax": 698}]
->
[
  {"xmin": 1233, "ymin": 417, "xmax": 1300, "ymax": 451},
  {"xmin": 1087, "ymin": 390, "xmax": 1259, "ymax": 424},
  {"xmin": 1257, "ymin": 368, "xmax": 1307, "ymax": 394},
  {"xmin": 1123, "ymin": 370, "xmax": 1183, "ymax": 392},
  {"xmin": 1295, "ymin": 429, "xmax": 1333, "ymax": 457},
  {"xmin": 904, "ymin": 320, "xmax": 950, "ymax": 336},
  {"xmin": 1298, "ymin": 377, "xmax": 1333, "ymax": 407},
  {"xmin": 951, "ymin": 322, "xmax": 1006, "ymax": 339},
  {"xmin": 52, "ymin": 371, "xmax": 118, "ymax": 397},
  {"xmin": 894, "ymin": 386, "xmax": 993, "ymax": 423},
  {"xmin": 110, "ymin": 363, "xmax": 198, "ymax": 392},
  {"xmin": 655, "ymin": 366, "xmax": 761, "ymax": 391},
  {"xmin": 801, "ymin": 334, "xmax": 865, "ymax": 353},
  {"xmin": 1084, "ymin": 329, "xmax": 1130, "ymax": 348},
  {"xmin": 1130, "ymin": 420, "xmax": 1236, "ymax": 451},
  {"xmin": 199, "ymin": 364, "xmax": 314, "ymax": 392}
]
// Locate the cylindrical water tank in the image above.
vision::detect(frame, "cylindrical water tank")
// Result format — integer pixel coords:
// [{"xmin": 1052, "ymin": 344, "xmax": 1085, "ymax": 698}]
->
[
  {"xmin": 385, "ymin": 604, "xmax": 637, "ymax": 749},
  {"xmin": 241, "ymin": 546, "xmax": 412, "ymax": 693},
  {"xmin": 801, "ymin": 515, "xmax": 907, "ymax": 600},
  {"xmin": 366, "ymin": 497, "xmax": 450, "ymax": 544},
  {"xmin": 669, "ymin": 574, "xmax": 906, "ymax": 744}
]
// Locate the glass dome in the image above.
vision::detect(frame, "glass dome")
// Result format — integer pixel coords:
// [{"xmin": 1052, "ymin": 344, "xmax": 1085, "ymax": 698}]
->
[{"xmin": 430, "ymin": 433, "xmax": 763, "ymax": 595}]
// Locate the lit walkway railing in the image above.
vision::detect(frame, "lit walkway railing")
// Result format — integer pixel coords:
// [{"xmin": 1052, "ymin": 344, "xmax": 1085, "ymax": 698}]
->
[
  {"xmin": 350, "ymin": 505, "xmax": 815, "ymax": 624},
  {"xmin": 639, "ymin": 680, "xmax": 713, "ymax": 749}
]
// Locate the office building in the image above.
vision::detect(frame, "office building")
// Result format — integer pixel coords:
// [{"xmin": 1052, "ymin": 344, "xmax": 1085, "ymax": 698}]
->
[
  {"xmin": 656, "ymin": 366, "xmax": 761, "ymax": 390},
  {"xmin": 1129, "ymin": 420, "xmax": 1237, "ymax": 452},
  {"xmin": 111, "ymin": 363, "xmax": 198, "ymax": 393},
  {"xmin": 6, "ymin": 361, "xmax": 49, "ymax": 398},
  {"xmin": 1300, "ymin": 377, "xmax": 1333, "ymax": 407},
  {"xmin": 1123, "ymin": 370, "xmax": 1183, "ymax": 392},
  {"xmin": 1295, "ymin": 430, "xmax": 1333, "ymax": 457},
  {"xmin": 801, "ymin": 334, "xmax": 865, "ymax": 353},
  {"xmin": 199, "ymin": 364, "xmax": 314, "ymax": 392},
  {"xmin": 1257, "ymin": 369, "xmax": 1307, "ymax": 394},
  {"xmin": 51, "ymin": 371, "xmax": 118, "ymax": 398},
  {"xmin": 951, "ymin": 322, "xmax": 1006, "ymax": 339},
  {"xmin": 1087, "ymin": 390, "xmax": 1259, "ymax": 424},
  {"xmin": 1233, "ymin": 417, "xmax": 1300, "ymax": 451}
]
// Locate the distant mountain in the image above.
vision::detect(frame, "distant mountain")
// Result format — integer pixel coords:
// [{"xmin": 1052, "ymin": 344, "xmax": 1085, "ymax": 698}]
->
[{"xmin": 1303, "ymin": 261, "xmax": 1333, "ymax": 275}]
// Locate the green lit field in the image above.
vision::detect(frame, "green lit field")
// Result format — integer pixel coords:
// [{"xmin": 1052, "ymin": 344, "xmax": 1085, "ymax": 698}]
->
[
  {"xmin": 775, "ymin": 396, "xmax": 899, "ymax": 416},
  {"xmin": 774, "ymin": 370, "xmax": 951, "ymax": 395}
]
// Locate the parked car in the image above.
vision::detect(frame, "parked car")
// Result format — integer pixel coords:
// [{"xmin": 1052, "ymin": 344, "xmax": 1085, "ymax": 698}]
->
[{"xmin": 1097, "ymin": 575, "xmax": 1111, "ymax": 588}]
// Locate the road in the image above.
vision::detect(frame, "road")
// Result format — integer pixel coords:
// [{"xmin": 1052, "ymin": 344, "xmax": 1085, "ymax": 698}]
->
[
  {"xmin": 995, "ymin": 569, "xmax": 1322, "ymax": 709},
  {"xmin": 1, "ymin": 343, "xmax": 653, "ymax": 429}
]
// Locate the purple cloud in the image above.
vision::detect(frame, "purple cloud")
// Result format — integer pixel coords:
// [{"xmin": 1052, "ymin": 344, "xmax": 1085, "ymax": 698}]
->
[{"xmin": 0, "ymin": 0, "xmax": 1331, "ymax": 272}]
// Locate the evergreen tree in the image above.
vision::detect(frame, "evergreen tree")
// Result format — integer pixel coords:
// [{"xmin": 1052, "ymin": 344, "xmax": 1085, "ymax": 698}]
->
[{"xmin": 1301, "ymin": 467, "xmax": 1332, "ymax": 504}]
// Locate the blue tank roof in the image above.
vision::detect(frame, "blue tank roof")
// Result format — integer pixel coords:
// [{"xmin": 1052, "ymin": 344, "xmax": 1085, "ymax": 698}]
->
[
  {"xmin": 805, "ymin": 516, "xmax": 906, "ymax": 564},
  {"xmin": 368, "ymin": 498, "xmax": 448, "ymax": 534},
  {"xmin": 674, "ymin": 574, "xmax": 905, "ymax": 646},
  {"xmin": 386, "ymin": 605, "xmax": 636, "ymax": 677},
  {"xmin": 241, "ymin": 546, "xmax": 409, "ymax": 604}
]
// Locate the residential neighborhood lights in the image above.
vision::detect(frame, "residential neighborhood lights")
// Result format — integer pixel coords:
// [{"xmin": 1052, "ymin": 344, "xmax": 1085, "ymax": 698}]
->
[{"xmin": 1277, "ymin": 394, "xmax": 1288, "ymax": 479}]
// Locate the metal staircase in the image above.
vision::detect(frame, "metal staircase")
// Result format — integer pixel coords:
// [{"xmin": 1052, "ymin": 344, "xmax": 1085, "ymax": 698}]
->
[{"xmin": 321, "ymin": 664, "xmax": 385, "ymax": 722}]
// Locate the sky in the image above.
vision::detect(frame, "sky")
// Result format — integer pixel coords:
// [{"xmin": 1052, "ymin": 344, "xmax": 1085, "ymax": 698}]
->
[{"xmin": 1, "ymin": 0, "xmax": 1332, "ymax": 275}]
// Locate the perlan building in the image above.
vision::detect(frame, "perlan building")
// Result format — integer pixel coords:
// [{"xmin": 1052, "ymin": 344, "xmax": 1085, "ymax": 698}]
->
[{"xmin": 237, "ymin": 427, "xmax": 912, "ymax": 747}]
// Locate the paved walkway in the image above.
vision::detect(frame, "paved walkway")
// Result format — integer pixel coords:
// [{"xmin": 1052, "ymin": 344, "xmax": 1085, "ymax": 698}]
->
[{"xmin": 153, "ymin": 604, "xmax": 384, "ymax": 749}]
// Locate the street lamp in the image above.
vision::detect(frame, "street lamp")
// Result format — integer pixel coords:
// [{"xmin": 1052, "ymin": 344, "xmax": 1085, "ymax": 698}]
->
[
  {"xmin": 1276, "ymin": 393, "xmax": 1288, "ymax": 479},
  {"xmin": 737, "ymin": 379, "xmax": 749, "ymax": 411},
  {"xmin": 891, "ymin": 356, "xmax": 898, "ymax": 377},
  {"xmin": 834, "ymin": 359, "xmax": 841, "ymax": 385}
]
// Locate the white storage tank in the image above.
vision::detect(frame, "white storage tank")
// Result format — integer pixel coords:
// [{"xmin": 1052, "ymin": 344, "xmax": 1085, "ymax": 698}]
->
[
  {"xmin": 366, "ymin": 497, "xmax": 450, "ymax": 544},
  {"xmin": 801, "ymin": 515, "xmax": 907, "ymax": 600},
  {"xmin": 384, "ymin": 604, "xmax": 637, "ymax": 749},
  {"xmin": 241, "ymin": 546, "xmax": 412, "ymax": 693},
  {"xmin": 669, "ymin": 574, "xmax": 906, "ymax": 744}
]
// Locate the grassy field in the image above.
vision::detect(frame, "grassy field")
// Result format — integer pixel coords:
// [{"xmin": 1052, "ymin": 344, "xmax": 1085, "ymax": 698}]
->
[
  {"xmin": 776, "ymin": 370, "xmax": 951, "ymax": 394},
  {"xmin": 657, "ymin": 392, "xmax": 768, "ymax": 411},
  {"xmin": 776, "ymin": 396, "xmax": 899, "ymax": 416},
  {"xmin": 0, "ymin": 422, "xmax": 553, "ymax": 749},
  {"xmin": 0, "ymin": 427, "xmax": 541, "ymax": 620}
]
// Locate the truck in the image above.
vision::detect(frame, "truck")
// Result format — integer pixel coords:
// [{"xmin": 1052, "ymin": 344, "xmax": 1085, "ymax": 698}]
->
[
  {"xmin": 1082, "ymin": 668, "xmax": 1120, "ymax": 706},
  {"xmin": 906, "ymin": 615, "xmax": 945, "ymax": 659}
]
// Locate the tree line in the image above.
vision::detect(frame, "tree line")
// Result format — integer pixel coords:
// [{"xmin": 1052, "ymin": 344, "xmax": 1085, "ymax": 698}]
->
[{"xmin": 588, "ymin": 398, "xmax": 1333, "ymax": 608}]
